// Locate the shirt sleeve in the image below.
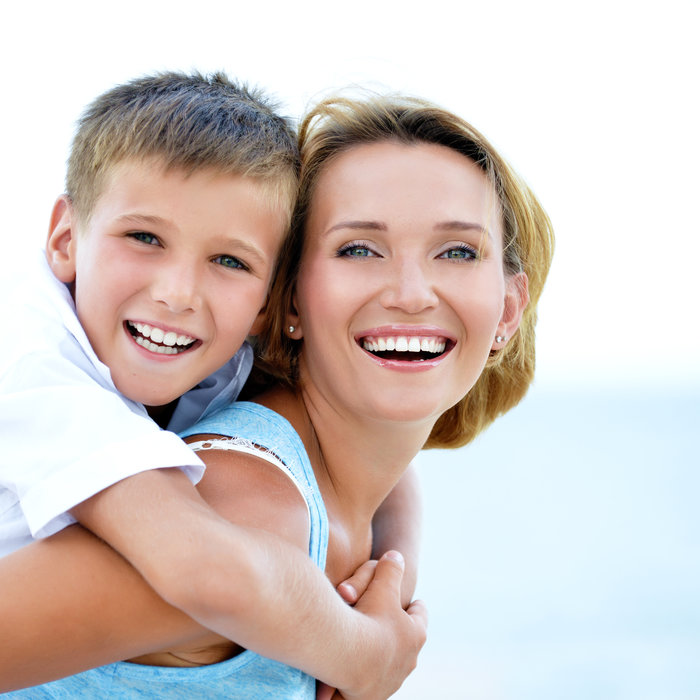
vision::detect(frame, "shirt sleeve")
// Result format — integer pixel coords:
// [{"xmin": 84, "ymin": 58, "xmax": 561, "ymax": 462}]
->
[{"xmin": 0, "ymin": 350, "xmax": 205, "ymax": 539}]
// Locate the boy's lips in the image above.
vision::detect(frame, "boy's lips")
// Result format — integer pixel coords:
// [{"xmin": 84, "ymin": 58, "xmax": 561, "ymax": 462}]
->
[{"xmin": 125, "ymin": 320, "xmax": 200, "ymax": 355}]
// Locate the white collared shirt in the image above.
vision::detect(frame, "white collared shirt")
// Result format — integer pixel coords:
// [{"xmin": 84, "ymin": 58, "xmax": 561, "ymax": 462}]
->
[{"xmin": 0, "ymin": 251, "xmax": 251, "ymax": 557}]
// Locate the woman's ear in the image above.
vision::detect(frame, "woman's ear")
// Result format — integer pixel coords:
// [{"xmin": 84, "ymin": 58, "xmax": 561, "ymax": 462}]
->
[
  {"xmin": 285, "ymin": 292, "xmax": 302, "ymax": 339},
  {"xmin": 493, "ymin": 272, "xmax": 529, "ymax": 349},
  {"xmin": 46, "ymin": 195, "xmax": 78, "ymax": 284}
]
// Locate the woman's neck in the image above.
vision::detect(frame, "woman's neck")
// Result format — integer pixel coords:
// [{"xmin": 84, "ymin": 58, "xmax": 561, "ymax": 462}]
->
[
  {"xmin": 255, "ymin": 382, "xmax": 432, "ymax": 528},
  {"xmin": 254, "ymin": 381, "xmax": 432, "ymax": 584}
]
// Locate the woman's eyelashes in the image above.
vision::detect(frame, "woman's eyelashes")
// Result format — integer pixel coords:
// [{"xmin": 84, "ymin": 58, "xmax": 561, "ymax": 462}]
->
[
  {"xmin": 335, "ymin": 240, "xmax": 481, "ymax": 262},
  {"xmin": 336, "ymin": 241, "xmax": 378, "ymax": 258},
  {"xmin": 437, "ymin": 243, "xmax": 480, "ymax": 262}
]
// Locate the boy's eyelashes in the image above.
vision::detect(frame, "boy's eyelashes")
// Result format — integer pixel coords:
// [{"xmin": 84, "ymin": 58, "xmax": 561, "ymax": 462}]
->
[
  {"xmin": 125, "ymin": 232, "xmax": 253, "ymax": 273},
  {"xmin": 212, "ymin": 254, "xmax": 250, "ymax": 272},
  {"xmin": 128, "ymin": 231, "xmax": 160, "ymax": 246}
]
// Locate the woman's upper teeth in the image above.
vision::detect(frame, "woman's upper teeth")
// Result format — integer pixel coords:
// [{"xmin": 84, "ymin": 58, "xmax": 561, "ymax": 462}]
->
[
  {"xmin": 362, "ymin": 335, "xmax": 446, "ymax": 354},
  {"xmin": 130, "ymin": 321, "xmax": 195, "ymax": 347}
]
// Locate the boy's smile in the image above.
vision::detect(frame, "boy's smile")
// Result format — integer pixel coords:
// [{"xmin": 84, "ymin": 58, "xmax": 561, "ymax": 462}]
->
[
  {"xmin": 125, "ymin": 320, "xmax": 198, "ymax": 355},
  {"xmin": 46, "ymin": 158, "xmax": 285, "ymax": 408}
]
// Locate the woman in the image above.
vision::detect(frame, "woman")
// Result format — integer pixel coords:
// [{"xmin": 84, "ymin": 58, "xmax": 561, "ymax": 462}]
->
[{"xmin": 1, "ymin": 93, "xmax": 553, "ymax": 698}]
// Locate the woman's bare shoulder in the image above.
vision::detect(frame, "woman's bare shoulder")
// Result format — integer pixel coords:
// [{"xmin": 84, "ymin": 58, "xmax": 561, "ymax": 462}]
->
[{"xmin": 188, "ymin": 433, "xmax": 311, "ymax": 554}]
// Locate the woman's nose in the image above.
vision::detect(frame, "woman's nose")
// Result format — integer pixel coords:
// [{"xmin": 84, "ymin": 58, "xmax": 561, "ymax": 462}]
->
[{"xmin": 379, "ymin": 259, "xmax": 439, "ymax": 314}]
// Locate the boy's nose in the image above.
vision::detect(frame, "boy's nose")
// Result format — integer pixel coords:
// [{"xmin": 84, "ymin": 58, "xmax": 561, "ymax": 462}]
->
[
  {"xmin": 150, "ymin": 262, "xmax": 201, "ymax": 313},
  {"xmin": 379, "ymin": 259, "xmax": 439, "ymax": 314}
]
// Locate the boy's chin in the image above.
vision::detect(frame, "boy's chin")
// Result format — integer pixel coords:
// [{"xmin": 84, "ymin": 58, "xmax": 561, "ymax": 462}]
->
[
  {"xmin": 113, "ymin": 378, "xmax": 180, "ymax": 414},
  {"xmin": 143, "ymin": 400, "xmax": 179, "ymax": 425}
]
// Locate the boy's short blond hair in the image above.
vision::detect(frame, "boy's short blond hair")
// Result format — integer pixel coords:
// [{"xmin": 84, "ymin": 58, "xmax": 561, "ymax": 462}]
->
[
  {"xmin": 255, "ymin": 93, "xmax": 555, "ymax": 449},
  {"xmin": 66, "ymin": 71, "xmax": 299, "ymax": 227}
]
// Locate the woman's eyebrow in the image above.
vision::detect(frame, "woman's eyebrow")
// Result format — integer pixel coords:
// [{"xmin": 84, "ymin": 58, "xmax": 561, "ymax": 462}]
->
[
  {"xmin": 323, "ymin": 219, "xmax": 492, "ymax": 241},
  {"xmin": 434, "ymin": 220, "xmax": 492, "ymax": 240},
  {"xmin": 323, "ymin": 220, "xmax": 388, "ymax": 236}
]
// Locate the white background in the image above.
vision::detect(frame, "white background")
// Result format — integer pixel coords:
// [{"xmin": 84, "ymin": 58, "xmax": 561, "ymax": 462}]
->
[
  {"xmin": 2, "ymin": 1, "xmax": 698, "ymax": 697},
  {"xmin": 2, "ymin": 0, "xmax": 698, "ymax": 391}
]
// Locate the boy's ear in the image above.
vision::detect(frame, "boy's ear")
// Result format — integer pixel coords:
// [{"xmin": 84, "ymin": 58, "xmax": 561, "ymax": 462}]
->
[
  {"xmin": 46, "ymin": 195, "xmax": 78, "ymax": 284},
  {"xmin": 248, "ymin": 303, "xmax": 268, "ymax": 337},
  {"xmin": 493, "ymin": 272, "xmax": 529, "ymax": 350}
]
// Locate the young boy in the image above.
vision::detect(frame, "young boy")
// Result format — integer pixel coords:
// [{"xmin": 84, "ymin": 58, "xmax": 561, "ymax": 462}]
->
[{"xmin": 0, "ymin": 72, "xmax": 424, "ymax": 696}]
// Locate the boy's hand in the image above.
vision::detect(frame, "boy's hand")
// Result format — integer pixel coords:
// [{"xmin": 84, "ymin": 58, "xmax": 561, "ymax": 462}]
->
[
  {"xmin": 337, "ymin": 560, "xmax": 378, "ymax": 605},
  {"xmin": 316, "ymin": 681, "xmax": 339, "ymax": 700},
  {"xmin": 337, "ymin": 551, "xmax": 427, "ymax": 700},
  {"xmin": 74, "ymin": 469, "xmax": 426, "ymax": 696}
]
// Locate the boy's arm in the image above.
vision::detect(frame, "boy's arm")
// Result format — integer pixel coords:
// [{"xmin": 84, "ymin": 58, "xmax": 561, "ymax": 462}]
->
[{"xmin": 70, "ymin": 466, "xmax": 426, "ymax": 697}]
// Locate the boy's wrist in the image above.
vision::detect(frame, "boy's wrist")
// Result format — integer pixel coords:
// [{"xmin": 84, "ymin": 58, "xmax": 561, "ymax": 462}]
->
[{"xmin": 320, "ymin": 552, "xmax": 426, "ymax": 699}]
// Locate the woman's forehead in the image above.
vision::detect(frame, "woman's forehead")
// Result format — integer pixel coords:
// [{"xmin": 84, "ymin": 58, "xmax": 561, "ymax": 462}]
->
[{"xmin": 307, "ymin": 140, "xmax": 502, "ymax": 241}]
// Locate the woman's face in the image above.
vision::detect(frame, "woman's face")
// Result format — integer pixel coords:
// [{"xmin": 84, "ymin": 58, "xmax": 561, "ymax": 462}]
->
[{"xmin": 293, "ymin": 140, "xmax": 526, "ymax": 427}]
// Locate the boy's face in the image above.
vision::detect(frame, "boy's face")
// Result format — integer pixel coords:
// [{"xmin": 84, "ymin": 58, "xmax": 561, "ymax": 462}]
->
[{"xmin": 47, "ymin": 159, "xmax": 285, "ymax": 407}]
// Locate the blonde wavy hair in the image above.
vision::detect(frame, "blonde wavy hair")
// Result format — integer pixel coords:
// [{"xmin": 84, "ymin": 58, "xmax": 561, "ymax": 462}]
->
[{"xmin": 254, "ymin": 93, "xmax": 554, "ymax": 449}]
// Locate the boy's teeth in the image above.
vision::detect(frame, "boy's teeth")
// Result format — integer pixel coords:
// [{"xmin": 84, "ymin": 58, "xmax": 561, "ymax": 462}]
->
[
  {"xmin": 131, "ymin": 322, "xmax": 195, "ymax": 347},
  {"xmin": 134, "ymin": 336, "xmax": 180, "ymax": 355},
  {"xmin": 361, "ymin": 335, "xmax": 447, "ymax": 355}
]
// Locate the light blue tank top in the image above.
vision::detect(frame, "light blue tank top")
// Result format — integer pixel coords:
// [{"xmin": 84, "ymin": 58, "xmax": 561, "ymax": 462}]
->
[{"xmin": 5, "ymin": 402, "xmax": 328, "ymax": 699}]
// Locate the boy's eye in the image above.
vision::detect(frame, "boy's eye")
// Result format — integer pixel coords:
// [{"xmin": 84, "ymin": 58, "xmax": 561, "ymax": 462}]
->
[
  {"xmin": 438, "ymin": 245, "xmax": 479, "ymax": 261},
  {"xmin": 214, "ymin": 254, "xmax": 248, "ymax": 271},
  {"xmin": 128, "ymin": 231, "xmax": 159, "ymax": 246}
]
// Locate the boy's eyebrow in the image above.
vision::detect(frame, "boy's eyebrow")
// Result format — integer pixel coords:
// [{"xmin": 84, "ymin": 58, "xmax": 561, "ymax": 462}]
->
[
  {"xmin": 117, "ymin": 213, "xmax": 169, "ymax": 227},
  {"xmin": 222, "ymin": 239, "xmax": 268, "ymax": 266}
]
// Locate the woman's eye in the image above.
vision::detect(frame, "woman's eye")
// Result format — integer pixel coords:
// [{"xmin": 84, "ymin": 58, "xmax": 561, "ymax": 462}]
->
[
  {"xmin": 214, "ymin": 254, "xmax": 248, "ymax": 271},
  {"xmin": 337, "ymin": 243, "xmax": 376, "ymax": 258},
  {"xmin": 439, "ymin": 245, "xmax": 479, "ymax": 261},
  {"xmin": 128, "ymin": 231, "xmax": 159, "ymax": 246}
]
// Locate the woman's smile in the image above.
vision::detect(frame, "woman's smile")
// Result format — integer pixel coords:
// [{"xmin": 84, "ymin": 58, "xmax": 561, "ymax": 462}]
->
[
  {"xmin": 355, "ymin": 328, "xmax": 454, "ymax": 369},
  {"xmin": 294, "ymin": 140, "xmax": 512, "ymax": 424}
]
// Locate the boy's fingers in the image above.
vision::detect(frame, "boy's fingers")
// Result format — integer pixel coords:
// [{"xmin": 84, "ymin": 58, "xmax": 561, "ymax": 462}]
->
[
  {"xmin": 315, "ymin": 681, "xmax": 335, "ymax": 700},
  {"xmin": 406, "ymin": 598, "xmax": 429, "ymax": 633},
  {"xmin": 378, "ymin": 549, "xmax": 405, "ymax": 571},
  {"xmin": 365, "ymin": 550, "xmax": 404, "ymax": 601},
  {"xmin": 336, "ymin": 582, "xmax": 357, "ymax": 604},
  {"xmin": 336, "ymin": 559, "xmax": 378, "ymax": 604}
]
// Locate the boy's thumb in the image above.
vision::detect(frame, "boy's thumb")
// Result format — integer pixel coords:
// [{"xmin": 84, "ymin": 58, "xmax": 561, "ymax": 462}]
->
[{"xmin": 371, "ymin": 550, "xmax": 405, "ymax": 587}]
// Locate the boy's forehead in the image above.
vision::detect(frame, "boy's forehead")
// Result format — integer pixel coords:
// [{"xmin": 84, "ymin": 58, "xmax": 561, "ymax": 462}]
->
[
  {"xmin": 97, "ymin": 157, "xmax": 276, "ymax": 205},
  {"xmin": 88, "ymin": 157, "xmax": 290, "ymax": 230}
]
